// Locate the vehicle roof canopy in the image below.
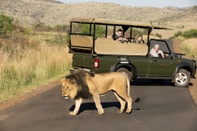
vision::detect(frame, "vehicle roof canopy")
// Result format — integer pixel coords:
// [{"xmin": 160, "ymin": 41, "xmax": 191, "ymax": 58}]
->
[{"xmin": 69, "ymin": 18, "xmax": 172, "ymax": 30}]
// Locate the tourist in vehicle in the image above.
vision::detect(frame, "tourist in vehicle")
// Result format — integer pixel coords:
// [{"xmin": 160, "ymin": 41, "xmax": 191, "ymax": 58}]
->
[
  {"xmin": 135, "ymin": 35, "xmax": 145, "ymax": 43},
  {"xmin": 150, "ymin": 44, "xmax": 164, "ymax": 58},
  {"xmin": 112, "ymin": 29, "xmax": 128, "ymax": 43}
]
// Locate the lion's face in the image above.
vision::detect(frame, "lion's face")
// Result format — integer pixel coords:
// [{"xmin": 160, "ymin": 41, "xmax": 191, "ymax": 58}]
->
[{"xmin": 61, "ymin": 78, "xmax": 78, "ymax": 99}]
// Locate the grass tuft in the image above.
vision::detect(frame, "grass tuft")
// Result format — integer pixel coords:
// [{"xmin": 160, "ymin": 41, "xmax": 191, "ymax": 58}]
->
[{"xmin": 180, "ymin": 38, "xmax": 197, "ymax": 59}]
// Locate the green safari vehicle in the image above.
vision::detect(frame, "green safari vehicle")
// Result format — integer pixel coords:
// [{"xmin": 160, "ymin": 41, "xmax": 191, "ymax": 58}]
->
[{"xmin": 68, "ymin": 18, "xmax": 196, "ymax": 87}]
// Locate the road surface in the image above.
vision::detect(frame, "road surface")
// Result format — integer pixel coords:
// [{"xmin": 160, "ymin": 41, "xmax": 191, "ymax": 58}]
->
[{"xmin": 0, "ymin": 79, "xmax": 197, "ymax": 131}]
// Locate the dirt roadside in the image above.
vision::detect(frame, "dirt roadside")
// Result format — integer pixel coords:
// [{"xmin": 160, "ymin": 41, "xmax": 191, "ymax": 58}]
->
[
  {"xmin": 173, "ymin": 39, "xmax": 197, "ymax": 105},
  {"xmin": 189, "ymin": 79, "xmax": 197, "ymax": 105}
]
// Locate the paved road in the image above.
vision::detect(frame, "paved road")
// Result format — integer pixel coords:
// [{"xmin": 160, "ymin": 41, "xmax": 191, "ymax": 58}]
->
[{"xmin": 0, "ymin": 80, "xmax": 197, "ymax": 131}]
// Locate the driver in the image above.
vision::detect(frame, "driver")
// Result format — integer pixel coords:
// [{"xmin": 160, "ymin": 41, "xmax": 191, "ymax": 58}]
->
[{"xmin": 150, "ymin": 44, "xmax": 164, "ymax": 58}]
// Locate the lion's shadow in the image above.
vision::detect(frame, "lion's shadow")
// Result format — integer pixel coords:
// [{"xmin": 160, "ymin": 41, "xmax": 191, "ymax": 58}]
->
[
  {"xmin": 69, "ymin": 102, "xmax": 140, "ymax": 114},
  {"xmin": 69, "ymin": 102, "xmax": 120, "ymax": 114}
]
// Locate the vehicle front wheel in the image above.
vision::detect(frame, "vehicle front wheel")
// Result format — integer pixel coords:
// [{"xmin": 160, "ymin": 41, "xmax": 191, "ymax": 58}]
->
[
  {"xmin": 174, "ymin": 69, "xmax": 191, "ymax": 87},
  {"xmin": 116, "ymin": 68, "xmax": 132, "ymax": 80}
]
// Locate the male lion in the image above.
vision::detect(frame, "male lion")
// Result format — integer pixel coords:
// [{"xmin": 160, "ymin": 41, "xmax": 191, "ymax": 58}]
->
[{"xmin": 61, "ymin": 70, "xmax": 139, "ymax": 115}]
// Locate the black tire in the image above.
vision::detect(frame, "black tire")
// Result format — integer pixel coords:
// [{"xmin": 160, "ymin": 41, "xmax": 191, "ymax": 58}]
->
[
  {"xmin": 174, "ymin": 69, "xmax": 191, "ymax": 87},
  {"xmin": 116, "ymin": 68, "xmax": 132, "ymax": 80}
]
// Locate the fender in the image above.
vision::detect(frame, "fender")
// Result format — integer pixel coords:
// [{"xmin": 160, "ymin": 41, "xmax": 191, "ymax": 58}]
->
[
  {"xmin": 172, "ymin": 62, "xmax": 195, "ymax": 82},
  {"xmin": 110, "ymin": 62, "xmax": 137, "ymax": 78}
]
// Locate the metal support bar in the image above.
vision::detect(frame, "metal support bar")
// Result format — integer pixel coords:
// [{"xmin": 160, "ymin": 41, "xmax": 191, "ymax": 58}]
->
[{"xmin": 105, "ymin": 25, "xmax": 108, "ymax": 38}]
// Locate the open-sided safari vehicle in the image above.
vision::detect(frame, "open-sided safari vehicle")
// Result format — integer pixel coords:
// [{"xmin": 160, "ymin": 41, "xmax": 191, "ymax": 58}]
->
[{"xmin": 68, "ymin": 18, "xmax": 196, "ymax": 87}]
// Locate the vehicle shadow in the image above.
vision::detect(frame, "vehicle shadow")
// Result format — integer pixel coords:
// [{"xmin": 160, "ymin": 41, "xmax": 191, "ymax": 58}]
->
[
  {"xmin": 130, "ymin": 78, "xmax": 192, "ymax": 88},
  {"xmin": 69, "ymin": 102, "xmax": 140, "ymax": 115},
  {"xmin": 131, "ymin": 79, "xmax": 175, "ymax": 86}
]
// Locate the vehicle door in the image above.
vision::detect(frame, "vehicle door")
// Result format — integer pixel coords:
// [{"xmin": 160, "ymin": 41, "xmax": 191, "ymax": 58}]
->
[
  {"xmin": 130, "ymin": 56, "xmax": 149, "ymax": 76},
  {"xmin": 148, "ymin": 39, "xmax": 177, "ymax": 77}
]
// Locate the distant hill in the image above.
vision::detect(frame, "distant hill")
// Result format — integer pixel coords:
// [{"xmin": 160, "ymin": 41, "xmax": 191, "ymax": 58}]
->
[
  {"xmin": 0, "ymin": 0, "xmax": 196, "ymax": 26},
  {"xmin": 156, "ymin": 6, "xmax": 197, "ymax": 22}
]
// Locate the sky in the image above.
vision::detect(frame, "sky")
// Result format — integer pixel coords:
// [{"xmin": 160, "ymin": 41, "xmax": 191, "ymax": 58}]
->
[{"xmin": 58, "ymin": 0, "xmax": 197, "ymax": 8}]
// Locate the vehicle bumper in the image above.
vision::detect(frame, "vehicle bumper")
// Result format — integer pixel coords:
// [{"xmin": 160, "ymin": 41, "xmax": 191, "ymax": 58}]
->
[
  {"xmin": 70, "ymin": 69, "xmax": 75, "ymax": 73},
  {"xmin": 70, "ymin": 68, "xmax": 92, "ymax": 73}
]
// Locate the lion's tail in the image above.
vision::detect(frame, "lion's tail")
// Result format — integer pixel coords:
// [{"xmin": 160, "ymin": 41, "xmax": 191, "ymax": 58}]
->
[
  {"xmin": 126, "ymin": 75, "xmax": 131, "ymax": 97},
  {"xmin": 121, "ymin": 72, "xmax": 131, "ymax": 97}
]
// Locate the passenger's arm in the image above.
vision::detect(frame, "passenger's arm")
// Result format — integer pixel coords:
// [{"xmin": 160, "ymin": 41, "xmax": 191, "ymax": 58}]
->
[{"xmin": 158, "ymin": 50, "xmax": 165, "ymax": 58}]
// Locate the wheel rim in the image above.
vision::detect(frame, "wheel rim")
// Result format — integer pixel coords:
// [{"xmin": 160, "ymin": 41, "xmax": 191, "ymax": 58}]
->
[{"xmin": 175, "ymin": 72, "xmax": 187, "ymax": 85}]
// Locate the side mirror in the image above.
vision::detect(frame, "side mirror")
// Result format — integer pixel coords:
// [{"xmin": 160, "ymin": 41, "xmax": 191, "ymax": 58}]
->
[
  {"xmin": 169, "ymin": 54, "xmax": 175, "ymax": 59},
  {"xmin": 148, "ymin": 27, "xmax": 154, "ymax": 34}
]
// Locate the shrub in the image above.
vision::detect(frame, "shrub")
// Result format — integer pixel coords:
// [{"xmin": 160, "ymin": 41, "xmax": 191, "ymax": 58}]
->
[
  {"xmin": 0, "ymin": 14, "xmax": 14, "ymax": 37},
  {"xmin": 182, "ymin": 29, "xmax": 197, "ymax": 39},
  {"xmin": 170, "ymin": 29, "xmax": 197, "ymax": 39},
  {"xmin": 174, "ymin": 31, "xmax": 182, "ymax": 38},
  {"xmin": 79, "ymin": 24, "xmax": 105, "ymax": 37},
  {"xmin": 47, "ymin": 33, "xmax": 68, "ymax": 46},
  {"xmin": 155, "ymin": 33, "xmax": 162, "ymax": 38},
  {"xmin": 95, "ymin": 25, "xmax": 105, "ymax": 38},
  {"xmin": 132, "ymin": 28, "xmax": 147, "ymax": 37},
  {"xmin": 32, "ymin": 23, "xmax": 70, "ymax": 33},
  {"xmin": 33, "ymin": 21, "xmax": 45, "ymax": 31},
  {"xmin": 54, "ymin": 24, "xmax": 69, "ymax": 32}
]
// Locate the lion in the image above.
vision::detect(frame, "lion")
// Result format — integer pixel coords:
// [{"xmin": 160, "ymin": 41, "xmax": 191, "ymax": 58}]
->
[{"xmin": 61, "ymin": 70, "xmax": 139, "ymax": 115}]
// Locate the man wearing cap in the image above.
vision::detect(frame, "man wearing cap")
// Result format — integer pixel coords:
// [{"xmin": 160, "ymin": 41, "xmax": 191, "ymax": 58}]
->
[{"xmin": 150, "ymin": 44, "xmax": 164, "ymax": 58}]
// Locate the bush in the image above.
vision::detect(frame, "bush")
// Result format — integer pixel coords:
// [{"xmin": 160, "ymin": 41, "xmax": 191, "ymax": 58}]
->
[
  {"xmin": 131, "ymin": 28, "xmax": 147, "ymax": 37},
  {"xmin": 47, "ymin": 33, "xmax": 68, "ymax": 46},
  {"xmin": 95, "ymin": 25, "xmax": 105, "ymax": 38},
  {"xmin": 155, "ymin": 33, "xmax": 162, "ymax": 38},
  {"xmin": 79, "ymin": 24, "xmax": 105, "ymax": 37},
  {"xmin": 33, "ymin": 21, "xmax": 45, "ymax": 31},
  {"xmin": 32, "ymin": 23, "xmax": 70, "ymax": 33},
  {"xmin": 182, "ymin": 29, "xmax": 197, "ymax": 39},
  {"xmin": 170, "ymin": 29, "xmax": 197, "ymax": 39},
  {"xmin": 0, "ymin": 14, "xmax": 14, "ymax": 37},
  {"xmin": 54, "ymin": 24, "xmax": 69, "ymax": 32},
  {"xmin": 174, "ymin": 31, "xmax": 182, "ymax": 38}
]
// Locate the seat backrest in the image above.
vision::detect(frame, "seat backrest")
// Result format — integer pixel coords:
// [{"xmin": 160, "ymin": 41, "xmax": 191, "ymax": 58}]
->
[
  {"xmin": 70, "ymin": 35, "xmax": 93, "ymax": 49},
  {"xmin": 83, "ymin": 36, "xmax": 93, "ymax": 47},
  {"xmin": 70, "ymin": 35, "xmax": 79, "ymax": 46},
  {"xmin": 95, "ymin": 38, "xmax": 148, "ymax": 55}
]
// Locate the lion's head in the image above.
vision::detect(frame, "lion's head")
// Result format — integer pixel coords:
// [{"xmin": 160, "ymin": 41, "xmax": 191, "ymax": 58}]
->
[{"xmin": 61, "ymin": 77, "xmax": 78, "ymax": 99}]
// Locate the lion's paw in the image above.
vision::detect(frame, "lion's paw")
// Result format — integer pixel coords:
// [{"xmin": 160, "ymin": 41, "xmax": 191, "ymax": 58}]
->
[
  {"xmin": 69, "ymin": 111, "xmax": 77, "ymax": 116},
  {"xmin": 126, "ymin": 109, "xmax": 132, "ymax": 114},
  {"xmin": 98, "ymin": 109, "xmax": 104, "ymax": 115},
  {"xmin": 117, "ymin": 110, "xmax": 124, "ymax": 114}
]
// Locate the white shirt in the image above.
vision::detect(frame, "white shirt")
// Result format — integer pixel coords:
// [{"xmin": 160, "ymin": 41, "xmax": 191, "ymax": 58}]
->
[{"xmin": 150, "ymin": 48, "xmax": 164, "ymax": 57}]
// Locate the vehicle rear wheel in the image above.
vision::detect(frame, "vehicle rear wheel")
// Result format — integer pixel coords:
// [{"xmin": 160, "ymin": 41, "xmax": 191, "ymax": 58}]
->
[
  {"xmin": 116, "ymin": 68, "xmax": 133, "ymax": 80},
  {"xmin": 174, "ymin": 69, "xmax": 190, "ymax": 87}
]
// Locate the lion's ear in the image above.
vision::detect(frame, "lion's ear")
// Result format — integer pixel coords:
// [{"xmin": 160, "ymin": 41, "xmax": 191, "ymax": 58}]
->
[{"xmin": 69, "ymin": 78, "xmax": 76, "ymax": 85}]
